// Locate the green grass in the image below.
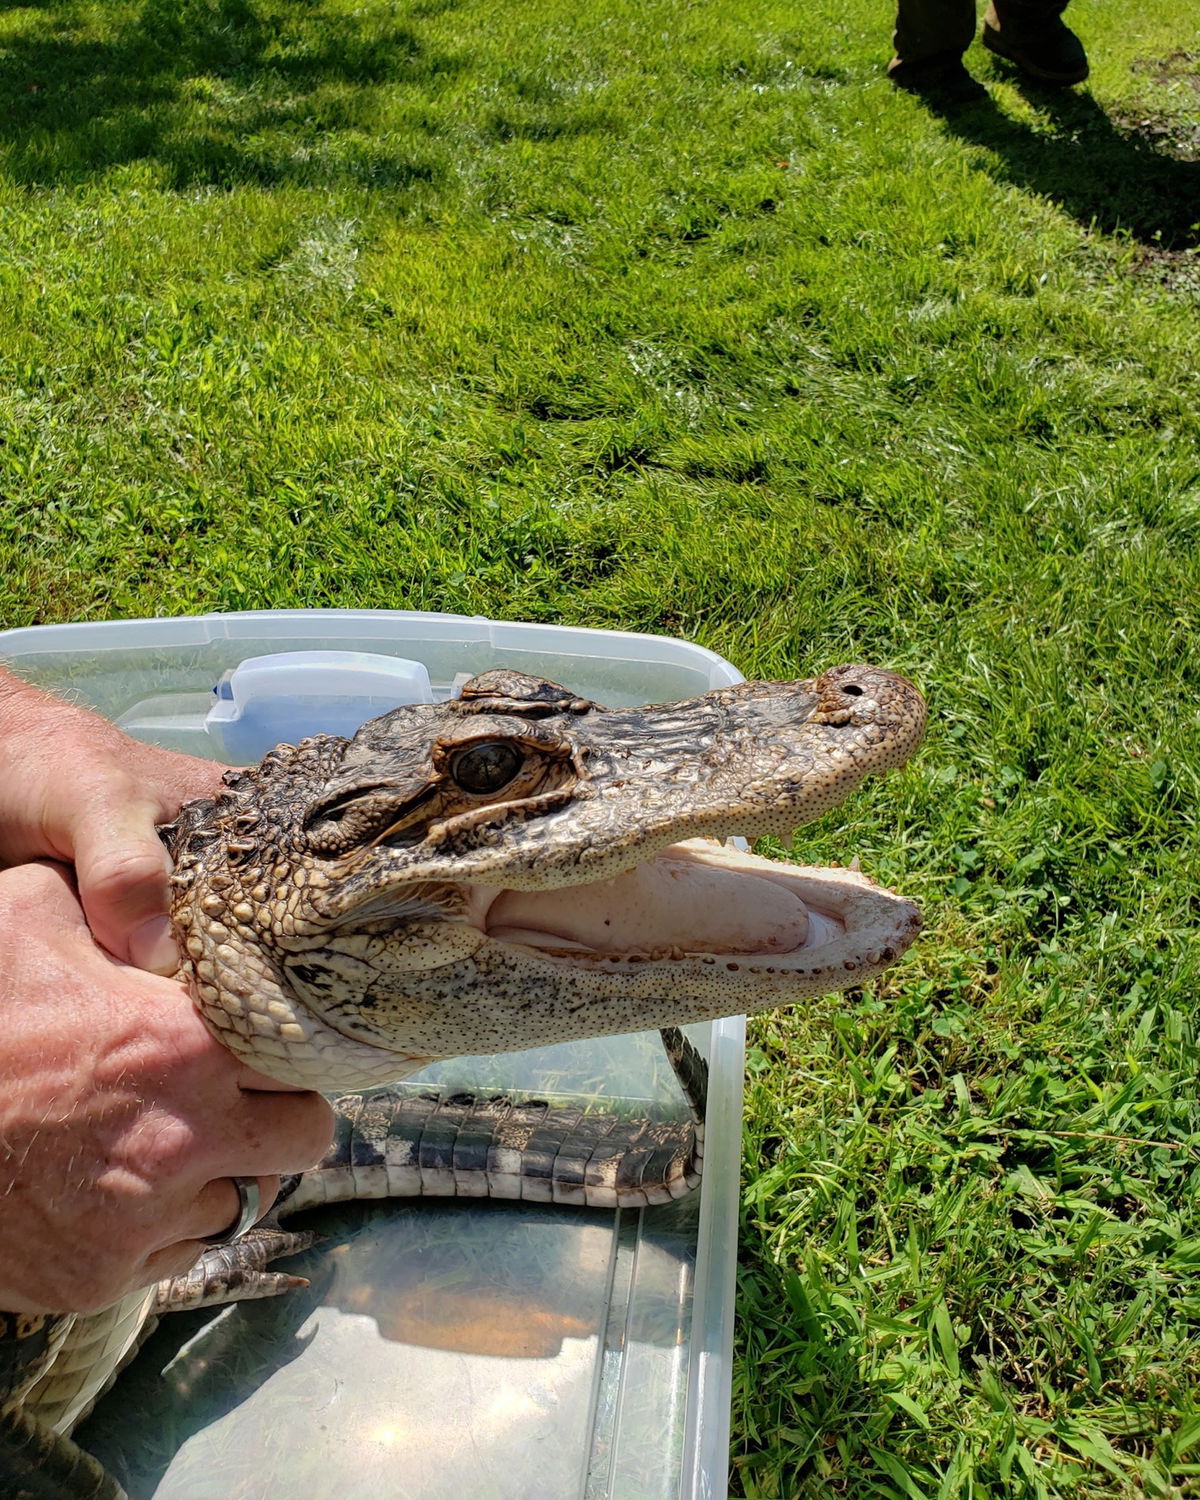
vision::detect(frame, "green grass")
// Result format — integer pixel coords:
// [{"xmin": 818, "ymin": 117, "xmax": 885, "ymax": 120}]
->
[{"xmin": 2, "ymin": 0, "xmax": 1199, "ymax": 1492}]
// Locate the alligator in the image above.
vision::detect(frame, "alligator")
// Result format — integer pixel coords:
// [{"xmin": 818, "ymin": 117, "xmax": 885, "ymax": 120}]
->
[{"xmin": 1, "ymin": 662, "xmax": 926, "ymax": 1498}]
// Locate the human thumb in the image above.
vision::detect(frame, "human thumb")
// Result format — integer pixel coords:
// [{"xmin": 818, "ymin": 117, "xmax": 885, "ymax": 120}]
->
[{"xmin": 71, "ymin": 801, "xmax": 181, "ymax": 973}]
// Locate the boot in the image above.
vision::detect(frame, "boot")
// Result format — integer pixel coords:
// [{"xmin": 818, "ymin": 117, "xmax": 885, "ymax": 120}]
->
[
  {"xmin": 982, "ymin": 1, "xmax": 1089, "ymax": 85},
  {"xmin": 889, "ymin": 0, "xmax": 987, "ymax": 99},
  {"xmin": 888, "ymin": 51, "xmax": 988, "ymax": 99}
]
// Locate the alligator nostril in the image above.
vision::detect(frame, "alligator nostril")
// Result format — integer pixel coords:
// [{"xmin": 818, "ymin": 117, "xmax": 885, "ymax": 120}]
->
[{"xmin": 842, "ymin": 684, "xmax": 864, "ymax": 697}]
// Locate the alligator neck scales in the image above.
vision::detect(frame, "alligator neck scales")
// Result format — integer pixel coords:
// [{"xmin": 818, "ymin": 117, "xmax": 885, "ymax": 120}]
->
[{"xmin": 2, "ymin": 663, "xmax": 925, "ymax": 1499}]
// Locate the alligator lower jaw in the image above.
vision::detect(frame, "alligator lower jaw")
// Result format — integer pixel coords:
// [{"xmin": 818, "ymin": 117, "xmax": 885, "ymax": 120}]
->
[{"xmin": 473, "ymin": 838, "xmax": 921, "ymax": 976}]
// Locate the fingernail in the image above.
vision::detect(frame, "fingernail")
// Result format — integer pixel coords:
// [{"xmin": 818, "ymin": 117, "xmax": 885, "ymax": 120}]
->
[{"xmin": 129, "ymin": 916, "xmax": 182, "ymax": 975}]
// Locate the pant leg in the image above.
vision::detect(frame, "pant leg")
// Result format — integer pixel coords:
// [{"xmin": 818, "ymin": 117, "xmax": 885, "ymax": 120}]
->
[
  {"xmin": 990, "ymin": 0, "xmax": 1070, "ymax": 21},
  {"xmin": 892, "ymin": 0, "xmax": 977, "ymax": 66}
]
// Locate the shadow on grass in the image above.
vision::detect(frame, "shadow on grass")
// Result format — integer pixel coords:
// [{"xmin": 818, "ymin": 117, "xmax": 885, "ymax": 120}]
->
[
  {"xmin": 928, "ymin": 77, "xmax": 1200, "ymax": 250},
  {"xmin": 0, "ymin": 0, "xmax": 462, "ymax": 188}
]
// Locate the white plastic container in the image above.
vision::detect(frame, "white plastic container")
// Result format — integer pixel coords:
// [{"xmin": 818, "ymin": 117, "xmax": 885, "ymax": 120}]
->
[
  {"xmin": 0, "ymin": 611, "xmax": 746, "ymax": 1500},
  {"xmin": 205, "ymin": 650, "xmax": 436, "ymax": 761}
]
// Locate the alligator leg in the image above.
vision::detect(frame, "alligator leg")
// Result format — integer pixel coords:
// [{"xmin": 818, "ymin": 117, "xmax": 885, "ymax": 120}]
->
[
  {"xmin": 0, "ymin": 1404, "xmax": 125, "ymax": 1500},
  {"xmin": 151, "ymin": 1226, "xmax": 319, "ymax": 1315}
]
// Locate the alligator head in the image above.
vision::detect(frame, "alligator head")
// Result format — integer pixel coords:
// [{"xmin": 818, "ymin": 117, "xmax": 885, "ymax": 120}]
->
[{"xmin": 167, "ymin": 664, "xmax": 926, "ymax": 1089}]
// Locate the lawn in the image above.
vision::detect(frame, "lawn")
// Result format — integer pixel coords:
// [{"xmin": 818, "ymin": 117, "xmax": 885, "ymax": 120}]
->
[{"xmin": 2, "ymin": 0, "xmax": 1199, "ymax": 1493}]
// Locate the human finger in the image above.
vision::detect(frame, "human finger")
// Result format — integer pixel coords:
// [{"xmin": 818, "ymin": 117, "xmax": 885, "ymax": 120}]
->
[
  {"xmin": 155, "ymin": 1173, "xmax": 281, "ymax": 1252},
  {"xmin": 231, "ymin": 1090, "xmax": 336, "ymax": 1177}
]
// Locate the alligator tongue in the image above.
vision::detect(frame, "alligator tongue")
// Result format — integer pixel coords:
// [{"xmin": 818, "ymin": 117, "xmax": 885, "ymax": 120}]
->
[{"xmin": 485, "ymin": 839, "xmax": 835, "ymax": 956}]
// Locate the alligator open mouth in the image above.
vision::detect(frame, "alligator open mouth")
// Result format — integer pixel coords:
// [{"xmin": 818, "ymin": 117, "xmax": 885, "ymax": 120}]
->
[{"xmin": 474, "ymin": 838, "xmax": 918, "ymax": 976}]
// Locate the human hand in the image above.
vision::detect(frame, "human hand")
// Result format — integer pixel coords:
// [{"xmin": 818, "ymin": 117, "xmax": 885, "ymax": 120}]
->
[
  {"xmin": 0, "ymin": 670, "xmax": 227, "ymax": 972},
  {"xmin": 0, "ymin": 863, "xmax": 335, "ymax": 1315}
]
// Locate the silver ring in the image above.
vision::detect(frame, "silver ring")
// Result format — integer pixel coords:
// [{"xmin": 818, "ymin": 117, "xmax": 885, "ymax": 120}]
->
[{"xmin": 202, "ymin": 1176, "xmax": 260, "ymax": 1245}]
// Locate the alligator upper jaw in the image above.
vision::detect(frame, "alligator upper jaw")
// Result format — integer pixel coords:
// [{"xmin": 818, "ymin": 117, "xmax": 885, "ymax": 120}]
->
[{"xmin": 468, "ymin": 838, "xmax": 919, "ymax": 974}]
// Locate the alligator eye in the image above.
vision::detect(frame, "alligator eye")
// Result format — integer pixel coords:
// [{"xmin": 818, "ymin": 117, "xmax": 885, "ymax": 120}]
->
[{"xmin": 450, "ymin": 741, "xmax": 524, "ymax": 794}]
